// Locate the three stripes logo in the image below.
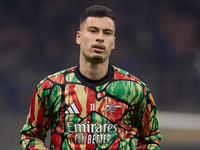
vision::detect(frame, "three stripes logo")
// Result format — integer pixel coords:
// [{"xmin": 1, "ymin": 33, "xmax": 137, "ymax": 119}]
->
[{"xmin": 65, "ymin": 103, "xmax": 80, "ymax": 115}]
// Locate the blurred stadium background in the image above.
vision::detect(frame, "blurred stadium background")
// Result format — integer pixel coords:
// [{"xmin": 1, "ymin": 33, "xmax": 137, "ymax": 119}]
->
[{"xmin": 0, "ymin": 0, "xmax": 199, "ymax": 149}]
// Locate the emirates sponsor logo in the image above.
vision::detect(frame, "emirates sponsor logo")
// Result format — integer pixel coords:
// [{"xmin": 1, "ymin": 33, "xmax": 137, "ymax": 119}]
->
[{"xmin": 66, "ymin": 121, "xmax": 118, "ymax": 144}]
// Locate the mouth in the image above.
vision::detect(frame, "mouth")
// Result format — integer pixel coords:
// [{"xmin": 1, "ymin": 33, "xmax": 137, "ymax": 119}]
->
[{"xmin": 92, "ymin": 44, "xmax": 105, "ymax": 53}]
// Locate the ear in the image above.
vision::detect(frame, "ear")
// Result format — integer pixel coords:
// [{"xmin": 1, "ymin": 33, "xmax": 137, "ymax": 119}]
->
[
  {"xmin": 76, "ymin": 31, "xmax": 81, "ymax": 45},
  {"xmin": 112, "ymin": 36, "xmax": 116, "ymax": 50}
]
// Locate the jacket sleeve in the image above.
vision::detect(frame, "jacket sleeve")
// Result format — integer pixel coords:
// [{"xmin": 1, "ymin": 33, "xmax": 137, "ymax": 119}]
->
[
  {"xmin": 20, "ymin": 83, "xmax": 52, "ymax": 150},
  {"xmin": 134, "ymin": 85, "xmax": 162, "ymax": 150}
]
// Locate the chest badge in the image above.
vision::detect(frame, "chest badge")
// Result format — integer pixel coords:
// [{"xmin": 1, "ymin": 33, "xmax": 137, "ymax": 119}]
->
[{"xmin": 103, "ymin": 104, "xmax": 122, "ymax": 112}]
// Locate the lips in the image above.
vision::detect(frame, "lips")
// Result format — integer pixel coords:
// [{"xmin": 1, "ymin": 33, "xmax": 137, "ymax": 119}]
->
[{"xmin": 92, "ymin": 44, "xmax": 105, "ymax": 53}]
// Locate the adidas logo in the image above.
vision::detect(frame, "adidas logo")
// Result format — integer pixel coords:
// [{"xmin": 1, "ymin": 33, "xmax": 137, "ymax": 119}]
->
[{"xmin": 65, "ymin": 103, "xmax": 81, "ymax": 115}]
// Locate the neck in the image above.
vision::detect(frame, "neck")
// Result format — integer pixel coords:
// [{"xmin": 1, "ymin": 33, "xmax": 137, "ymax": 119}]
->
[{"xmin": 79, "ymin": 59, "xmax": 109, "ymax": 80}]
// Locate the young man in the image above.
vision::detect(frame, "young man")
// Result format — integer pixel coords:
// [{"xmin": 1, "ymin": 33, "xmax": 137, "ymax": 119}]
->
[{"xmin": 20, "ymin": 5, "xmax": 162, "ymax": 150}]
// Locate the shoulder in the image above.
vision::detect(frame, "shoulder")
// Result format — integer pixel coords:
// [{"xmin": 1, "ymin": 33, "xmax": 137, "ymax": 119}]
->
[
  {"xmin": 107, "ymin": 66, "xmax": 149, "ymax": 104},
  {"xmin": 37, "ymin": 66, "xmax": 77, "ymax": 89},
  {"xmin": 112, "ymin": 65, "xmax": 147, "ymax": 87}
]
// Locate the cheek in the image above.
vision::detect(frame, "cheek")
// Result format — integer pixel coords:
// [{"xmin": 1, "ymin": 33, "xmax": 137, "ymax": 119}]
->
[
  {"xmin": 81, "ymin": 35, "xmax": 93, "ymax": 44},
  {"xmin": 80, "ymin": 37, "xmax": 93, "ymax": 50}
]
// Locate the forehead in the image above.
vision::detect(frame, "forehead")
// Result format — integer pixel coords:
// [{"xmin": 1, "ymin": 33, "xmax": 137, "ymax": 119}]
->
[{"xmin": 80, "ymin": 16, "xmax": 115, "ymax": 31}]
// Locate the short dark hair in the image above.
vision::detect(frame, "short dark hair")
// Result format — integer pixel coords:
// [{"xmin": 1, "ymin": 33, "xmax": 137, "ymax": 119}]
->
[{"xmin": 80, "ymin": 5, "xmax": 116, "ymax": 26}]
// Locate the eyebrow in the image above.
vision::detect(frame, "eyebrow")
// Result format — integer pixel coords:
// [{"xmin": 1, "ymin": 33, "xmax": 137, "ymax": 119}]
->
[{"xmin": 88, "ymin": 26, "xmax": 114, "ymax": 33}]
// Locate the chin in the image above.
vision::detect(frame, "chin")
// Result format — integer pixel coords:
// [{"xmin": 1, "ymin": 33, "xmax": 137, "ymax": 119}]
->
[
  {"xmin": 92, "ymin": 55, "xmax": 103, "ymax": 61},
  {"xmin": 89, "ymin": 55, "xmax": 105, "ymax": 64}
]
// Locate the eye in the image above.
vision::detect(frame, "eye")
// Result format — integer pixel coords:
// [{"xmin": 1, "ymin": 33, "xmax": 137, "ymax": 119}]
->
[
  {"xmin": 105, "ymin": 32, "xmax": 112, "ymax": 36},
  {"xmin": 104, "ymin": 30, "xmax": 113, "ymax": 36},
  {"xmin": 89, "ymin": 29, "xmax": 97, "ymax": 34}
]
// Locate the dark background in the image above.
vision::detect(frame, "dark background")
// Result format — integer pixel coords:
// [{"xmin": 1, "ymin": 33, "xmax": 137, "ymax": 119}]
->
[{"xmin": 0, "ymin": 0, "xmax": 200, "ymax": 149}]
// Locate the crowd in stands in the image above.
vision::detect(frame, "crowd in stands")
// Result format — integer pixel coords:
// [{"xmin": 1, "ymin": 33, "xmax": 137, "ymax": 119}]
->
[{"xmin": 0, "ymin": 0, "xmax": 200, "ymax": 113}]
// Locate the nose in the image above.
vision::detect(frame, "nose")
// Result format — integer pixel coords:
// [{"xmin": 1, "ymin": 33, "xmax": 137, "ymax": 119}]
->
[{"xmin": 96, "ymin": 33, "xmax": 104, "ymax": 43}]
